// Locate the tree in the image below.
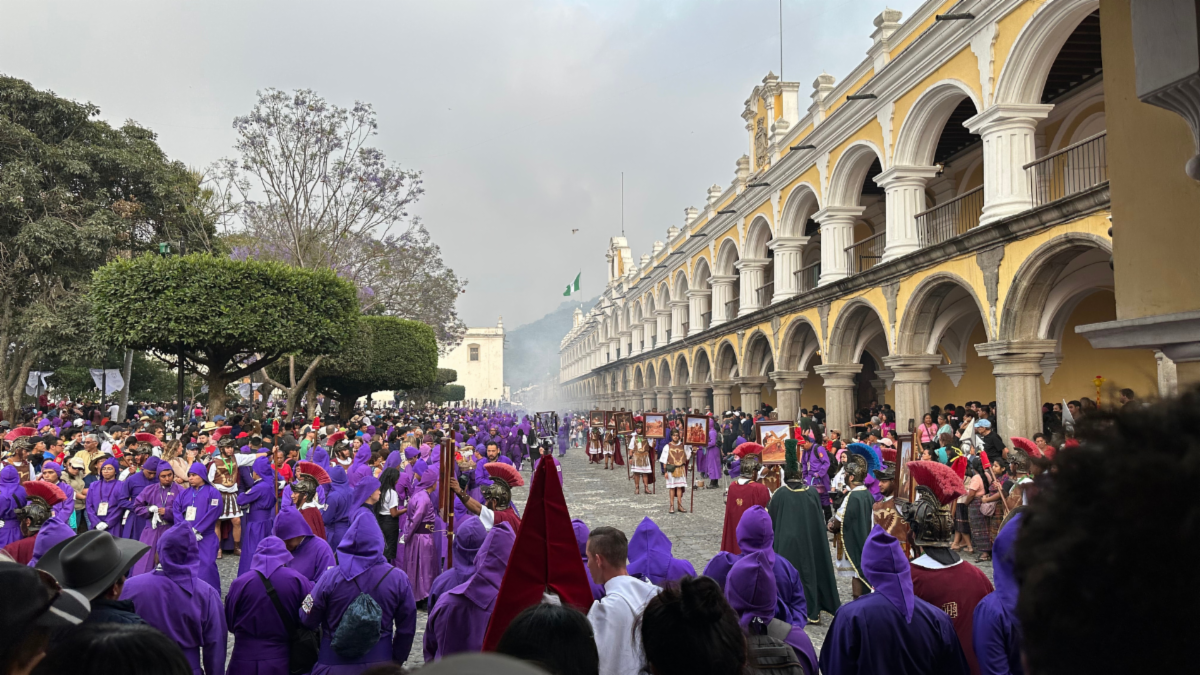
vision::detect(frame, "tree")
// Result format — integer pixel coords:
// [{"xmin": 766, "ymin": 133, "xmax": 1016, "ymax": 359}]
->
[
  {"xmin": 396, "ymin": 368, "xmax": 461, "ymax": 406},
  {"xmin": 442, "ymin": 384, "xmax": 466, "ymax": 404},
  {"xmin": 48, "ymin": 351, "xmax": 177, "ymax": 403},
  {"xmin": 213, "ymin": 88, "xmax": 466, "ymax": 351},
  {"xmin": 315, "ymin": 315, "xmax": 437, "ymax": 421},
  {"xmin": 0, "ymin": 75, "xmax": 213, "ymax": 420},
  {"xmin": 89, "ymin": 253, "xmax": 358, "ymax": 418}
]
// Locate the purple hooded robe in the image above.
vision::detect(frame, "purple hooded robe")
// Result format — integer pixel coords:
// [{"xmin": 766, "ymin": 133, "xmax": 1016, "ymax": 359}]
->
[
  {"xmin": 700, "ymin": 427, "xmax": 723, "ymax": 480},
  {"xmin": 702, "ymin": 505, "xmax": 808, "ymax": 627},
  {"xmin": 28, "ymin": 516, "xmax": 74, "ymax": 567},
  {"xmin": 85, "ymin": 457, "xmax": 127, "ymax": 535},
  {"xmin": 237, "ymin": 457, "xmax": 279, "ymax": 578},
  {"xmin": 299, "ymin": 515, "xmax": 417, "ymax": 673},
  {"xmin": 225, "ymin": 536, "xmax": 314, "ymax": 675},
  {"xmin": 627, "ymin": 517, "xmax": 696, "ymax": 587},
  {"xmin": 572, "ymin": 518, "xmax": 605, "ymax": 601},
  {"xmin": 346, "ymin": 446, "xmax": 373, "ymax": 488},
  {"xmin": 972, "ymin": 514, "xmax": 1023, "ymax": 675},
  {"xmin": 818, "ymin": 525, "xmax": 969, "ymax": 675},
  {"xmin": 402, "ymin": 467, "xmax": 439, "ymax": 601},
  {"xmin": 173, "ymin": 461, "xmax": 224, "ymax": 591},
  {"xmin": 0, "ymin": 465, "xmax": 28, "ymax": 546},
  {"xmin": 121, "ymin": 457, "xmax": 159, "ymax": 539},
  {"xmin": 322, "ymin": 467, "xmax": 352, "ymax": 552},
  {"xmin": 726, "ymin": 550, "xmax": 818, "ymax": 675},
  {"xmin": 800, "ymin": 442, "xmax": 832, "ymax": 506},
  {"xmin": 130, "ymin": 463, "xmax": 183, "ymax": 576},
  {"xmin": 123, "ymin": 525, "xmax": 228, "ymax": 675},
  {"xmin": 273, "ymin": 506, "xmax": 336, "ymax": 584},
  {"xmin": 427, "ymin": 515, "xmax": 485, "ymax": 612},
  {"xmin": 38, "ymin": 462, "xmax": 75, "ymax": 523},
  {"xmin": 422, "ymin": 522, "xmax": 516, "ymax": 661}
]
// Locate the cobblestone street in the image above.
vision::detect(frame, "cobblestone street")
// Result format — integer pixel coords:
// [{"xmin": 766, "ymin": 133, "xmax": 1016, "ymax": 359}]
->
[{"xmin": 218, "ymin": 445, "xmax": 995, "ymax": 667}]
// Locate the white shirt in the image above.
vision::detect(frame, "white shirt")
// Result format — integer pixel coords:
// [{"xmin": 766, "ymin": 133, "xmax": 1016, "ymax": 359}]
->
[
  {"xmin": 377, "ymin": 489, "xmax": 399, "ymax": 515},
  {"xmin": 588, "ymin": 575, "xmax": 661, "ymax": 675}
]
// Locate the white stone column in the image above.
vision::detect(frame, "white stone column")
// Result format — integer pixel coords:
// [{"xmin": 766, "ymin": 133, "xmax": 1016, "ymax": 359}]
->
[
  {"xmin": 669, "ymin": 300, "xmax": 688, "ymax": 344},
  {"xmin": 768, "ymin": 237, "xmax": 808, "ymax": 302},
  {"xmin": 711, "ymin": 382, "xmax": 734, "ymax": 414},
  {"xmin": 814, "ymin": 363, "xmax": 862, "ymax": 436},
  {"xmin": 975, "ymin": 340, "xmax": 1057, "ymax": 440},
  {"xmin": 882, "ymin": 354, "xmax": 943, "ymax": 432},
  {"xmin": 619, "ymin": 330, "xmax": 632, "ymax": 358},
  {"xmin": 687, "ymin": 289, "xmax": 711, "ymax": 336},
  {"xmin": 964, "ymin": 103, "xmax": 1054, "ymax": 225},
  {"xmin": 642, "ymin": 391, "xmax": 657, "ymax": 412},
  {"xmin": 642, "ymin": 318, "xmax": 657, "ymax": 351},
  {"xmin": 875, "ymin": 166, "xmax": 940, "ymax": 261},
  {"xmin": 689, "ymin": 385, "xmax": 710, "ymax": 413},
  {"xmin": 770, "ymin": 370, "xmax": 808, "ymax": 420},
  {"xmin": 630, "ymin": 324, "xmax": 643, "ymax": 356},
  {"xmin": 656, "ymin": 310, "xmax": 671, "ymax": 347},
  {"xmin": 814, "ymin": 206, "xmax": 865, "ymax": 285},
  {"xmin": 608, "ymin": 338, "xmax": 620, "ymax": 362},
  {"xmin": 1157, "ymin": 350, "xmax": 1179, "ymax": 398},
  {"xmin": 671, "ymin": 386, "xmax": 690, "ymax": 411},
  {"xmin": 736, "ymin": 258, "xmax": 770, "ymax": 315},
  {"xmin": 737, "ymin": 376, "xmax": 768, "ymax": 413},
  {"xmin": 710, "ymin": 275, "xmax": 738, "ymax": 327},
  {"xmin": 656, "ymin": 387, "xmax": 671, "ymax": 412}
]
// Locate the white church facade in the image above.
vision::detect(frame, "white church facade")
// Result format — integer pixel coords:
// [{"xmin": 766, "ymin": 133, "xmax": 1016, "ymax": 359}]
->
[{"xmin": 439, "ymin": 317, "xmax": 507, "ymax": 402}]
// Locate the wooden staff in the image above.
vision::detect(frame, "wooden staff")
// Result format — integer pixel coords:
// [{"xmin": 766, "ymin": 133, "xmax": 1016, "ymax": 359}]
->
[
  {"xmin": 689, "ymin": 450, "xmax": 696, "ymax": 513},
  {"xmin": 438, "ymin": 438, "xmax": 456, "ymax": 571},
  {"xmin": 624, "ymin": 434, "xmax": 631, "ymax": 481}
]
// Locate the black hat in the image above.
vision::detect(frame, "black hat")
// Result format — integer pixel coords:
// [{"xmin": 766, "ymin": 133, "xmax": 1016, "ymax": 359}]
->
[
  {"xmin": 0, "ymin": 562, "xmax": 90, "ymax": 633},
  {"xmin": 36, "ymin": 530, "xmax": 149, "ymax": 601}
]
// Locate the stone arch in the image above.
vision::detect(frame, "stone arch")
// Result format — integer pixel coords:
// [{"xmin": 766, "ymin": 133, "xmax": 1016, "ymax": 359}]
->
[
  {"xmin": 779, "ymin": 183, "xmax": 821, "ymax": 237},
  {"xmin": 634, "ymin": 365, "xmax": 644, "ymax": 390},
  {"xmin": 779, "ymin": 317, "xmax": 823, "ymax": 371},
  {"xmin": 658, "ymin": 359, "xmax": 672, "ymax": 391},
  {"xmin": 827, "ymin": 141, "xmax": 886, "ymax": 207},
  {"xmin": 715, "ymin": 237, "xmax": 741, "ymax": 276},
  {"xmin": 893, "ymin": 80, "xmax": 983, "ymax": 167},
  {"xmin": 743, "ymin": 330, "xmax": 776, "ymax": 377},
  {"xmin": 692, "ymin": 347, "xmax": 713, "ymax": 384},
  {"xmin": 673, "ymin": 353, "xmax": 690, "ymax": 387},
  {"xmin": 994, "ymin": 0, "xmax": 1100, "ymax": 105},
  {"xmin": 999, "ymin": 232, "xmax": 1113, "ymax": 342},
  {"xmin": 744, "ymin": 216, "xmax": 774, "ymax": 259},
  {"xmin": 714, "ymin": 339, "xmax": 740, "ymax": 381},
  {"xmin": 897, "ymin": 273, "xmax": 991, "ymax": 356},
  {"xmin": 656, "ymin": 282, "xmax": 671, "ymax": 310},
  {"xmin": 827, "ymin": 298, "xmax": 891, "ymax": 364},
  {"xmin": 645, "ymin": 363, "xmax": 657, "ymax": 389},
  {"xmin": 673, "ymin": 269, "xmax": 690, "ymax": 301},
  {"xmin": 692, "ymin": 256, "xmax": 712, "ymax": 291}
]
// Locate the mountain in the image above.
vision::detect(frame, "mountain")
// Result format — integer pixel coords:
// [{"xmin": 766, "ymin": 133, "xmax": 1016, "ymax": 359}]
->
[{"xmin": 504, "ymin": 296, "xmax": 598, "ymax": 390}]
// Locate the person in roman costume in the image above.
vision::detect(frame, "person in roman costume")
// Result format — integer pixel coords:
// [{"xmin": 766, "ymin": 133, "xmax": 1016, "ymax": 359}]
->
[
  {"xmin": 289, "ymin": 470, "xmax": 329, "ymax": 540},
  {"xmin": 628, "ymin": 431, "xmax": 655, "ymax": 495},
  {"xmin": 603, "ymin": 429, "xmax": 617, "ymax": 470},
  {"xmin": 828, "ymin": 451, "xmax": 873, "ymax": 599},
  {"xmin": 588, "ymin": 426, "xmax": 604, "ymax": 464},
  {"xmin": 659, "ymin": 428, "xmax": 691, "ymax": 514}
]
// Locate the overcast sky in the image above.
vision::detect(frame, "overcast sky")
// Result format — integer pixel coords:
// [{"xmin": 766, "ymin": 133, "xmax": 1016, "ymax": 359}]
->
[{"xmin": 1, "ymin": 0, "xmax": 925, "ymax": 328}]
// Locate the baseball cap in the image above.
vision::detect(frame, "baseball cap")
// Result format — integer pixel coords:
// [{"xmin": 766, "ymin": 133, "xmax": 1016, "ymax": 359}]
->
[{"xmin": 974, "ymin": 419, "xmax": 992, "ymax": 429}]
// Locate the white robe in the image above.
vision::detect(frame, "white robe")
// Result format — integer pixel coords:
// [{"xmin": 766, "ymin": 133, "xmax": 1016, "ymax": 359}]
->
[{"xmin": 588, "ymin": 575, "xmax": 661, "ymax": 675}]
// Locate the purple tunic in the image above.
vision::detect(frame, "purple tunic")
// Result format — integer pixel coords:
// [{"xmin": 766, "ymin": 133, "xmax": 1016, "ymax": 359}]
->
[
  {"xmin": 427, "ymin": 516, "xmax": 485, "ymax": 612},
  {"xmin": 124, "ymin": 526, "xmax": 227, "ymax": 675},
  {"xmin": 700, "ymin": 427, "xmax": 723, "ymax": 480},
  {"xmin": 237, "ymin": 458, "xmax": 279, "ymax": 578},
  {"xmin": 972, "ymin": 514, "xmax": 1023, "ymax": 675},
  {"xmin": 39, "ymin": 463, "xmax": 74, "ymax": 523},
  {"xmin": 726, "ymin": 550, "xmax": 818, "ymax": 675},
  {"xmin": 627, "ymin": 517, "xmax": 696, "ymax": 587},
  {"xmin": 0, "ymin": 466, "xmax": 28, "ymax": 546},
  {"xmin": 422, "ymin": 522, "xmax": 516, "ymax": 661},
  {"xmin": 533, "ymin": 455, "xmax": 563, "ymax": 485},
  {"xmin": 85, "ymin": 458, "xmax": 127, "ymax": 535},
  {"xmin": 225, "ymin": 537, "xmax": 313, "ymax": 675},
  {"xmin": 273, "ymin": 506, "xmax": 336, "ymax": 583},
  {"xmin": 702, "ymin": 506, "xmax": 808, "ymax": 626},
  {"xmin": 121, "ymin": 459, "xmax": 159, "ymax": 539},
  {"xmin": 131, "ymin": 476, "xmax": 183, "ymax": 576},
  {"xmin": 818, "ymin": 525, "xmax": 969, "ymax": 675},
  {"xmin": 402, "ymin": 481, "xmax": 438, "ymax": 601},
  {"xmin": 346, "ymin": 446, "xmax": 373, "ymax": 488},
  {"xmin": 801, "ymin": 443, "xmax": 832, "ymax": 506},
  {"xmin": 173, "ymin": 461, "xmax": 225, "ymax": 591},
  {"xmin": 322, "ymin": 467, "xmax": 352, "ymax": 552},
  {"xmin": 299, "ymin": 517, "xmax": 417, "ymax": 673},
  {"xmin": 572, "ymin": 518, "xmax": 605, "ymax": 601}
]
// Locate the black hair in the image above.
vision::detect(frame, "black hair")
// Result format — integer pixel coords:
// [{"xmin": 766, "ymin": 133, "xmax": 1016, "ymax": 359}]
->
[
  {"xmin": 32, "ymin": 624, "xmax": 191, "ymax": 675},
  {"xmin": 586, "ymin": 526, "xmax": 627, "ymax": 567},
  {"xmin": 639, "ymin": 575, "xmax": 745, "ymax": 675},
  {"xmin": 378, "ymin": 467, "xmax": 400, "ymax": 505},
  {"xmin": 496, "ymin": 603, "xmax": 599, "ymax": 675}
]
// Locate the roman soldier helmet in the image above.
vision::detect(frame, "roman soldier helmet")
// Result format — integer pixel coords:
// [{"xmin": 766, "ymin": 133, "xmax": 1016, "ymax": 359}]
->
[
  {"xmin": 735, "ymin": 442, "xmax": 764, "ymax": 479},
  {"xmin": 16, "ymin": 496, "xmax": 52, "ymax": 533},
  {"xmin": 875, "ymin": 445, "xmax": 897, "ymax": 481},
  {"xmin": 482, "ymin": 477, "xmax": 513, "ymax": 509},
  {"xmin": 1007, "ymin": 447, "xmax": 1032, "ymax": 474},
  {"xmin": 291, "ymin": 473, "xmax": 319, "ymax": 500},
  {"xmin": 897, "ymin": 460, "xmax": 967, "ymax": 548},
  {"xmin": 844, "ymin": 453, "xmax": 869, "ymax": 483}
]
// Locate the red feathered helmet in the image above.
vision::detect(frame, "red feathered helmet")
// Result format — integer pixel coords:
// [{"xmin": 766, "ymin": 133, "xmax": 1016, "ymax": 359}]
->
[
  {"xmin": 23, "ymin": 480, "xmax": 66, "ymax": 507},
  {"xmin": 734, "ymin": 441, "xmax": 764, "ymax": 458},
  {"xmin": 898, "ymin": 460, "xmax": 966, "ymax": 548},
  {"xmin": 1010, "ymin": 436, "xmax": 1043, "ymax": 458},
  {"xmin": 485, "ymin": 462, "xmax": 525, "ymax": 488},
  {"xmin": 294, "ymin": 461, "xmax": 330, "ymax": 485}
]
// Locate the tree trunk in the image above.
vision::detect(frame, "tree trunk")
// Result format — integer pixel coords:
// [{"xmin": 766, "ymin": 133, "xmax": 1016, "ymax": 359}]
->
[
  {"xmin": 337, "ymin": 394, "xmax": 356, "ymax": 423},
  {"xmin": 306, "ymin": 378, "xmax": 318, "ymax": 420},
  {"xmin": 205, "ymin": 373, "xmax": 233, "ymax": 421},
  {"xmin": 115, "ymin": 349, "xmax": 134, "ymax": 422},
  {"xmin": 254, "ymin": 381, "xmax": 275, "ymax": 418}
]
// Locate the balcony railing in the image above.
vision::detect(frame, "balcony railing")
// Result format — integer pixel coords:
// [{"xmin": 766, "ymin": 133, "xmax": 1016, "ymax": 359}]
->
[
  {"xmin": 845, "ymin": 231, "xmax": 886, "ymax": 275},
  {"xmin": 795, "ymin": 262, "xmax": 820, "ymax": 293},
  {"xmin": 725, "ymin": 298, "xmax": 740, "ymax": 319},
  {"xmin": 1025, "ymin": 131, "xmax": 1107, "ymax": 208},
  {"xmin": 916, "ymin": 185, "xmax": 984, "ymax": 247},
  {"xmin": 756, "ymin": 281, "xmax": 775, "ymax": 308}
]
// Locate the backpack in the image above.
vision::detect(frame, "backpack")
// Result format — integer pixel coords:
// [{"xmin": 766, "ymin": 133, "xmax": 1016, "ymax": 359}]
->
[
  {"xmin": 745, "ymin": 618, "xmax": 809, "ymax": 675},
  {"xmin": 330, "ymin": 568, "xmax": 393, "ymax": 660}
]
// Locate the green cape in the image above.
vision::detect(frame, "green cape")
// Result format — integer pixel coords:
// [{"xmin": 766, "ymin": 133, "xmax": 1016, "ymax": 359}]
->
[
  {"xmin": 768, "ymin": 483, "xmax": 842, "ymax": 619},
  {"xmin": 841, "ymin": 488, "xmax": 875, "ymax": 589}
]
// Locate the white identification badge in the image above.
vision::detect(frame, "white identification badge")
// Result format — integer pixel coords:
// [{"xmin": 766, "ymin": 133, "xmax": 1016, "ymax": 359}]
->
[
  {"xmin": 121, "ymin": 511, "xmax": 129, "ymax": 525},
  {"xmin": 97, "ymin": 502, "xmax": 109, "ymax": 517},
  {"xmin": 186, "ymin": 505, "xmax": 197, "ymax": 522},
  {"xmin": 210, "ymin": 499, "xmax": 220, "ymax": 507},
  {"xmin": 0, "ymin": 520, "xmax": 4, "ymax": 529}
]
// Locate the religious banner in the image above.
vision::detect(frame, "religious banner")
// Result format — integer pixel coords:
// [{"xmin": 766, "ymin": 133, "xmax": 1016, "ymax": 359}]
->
[
  {"xmin": 25, "ymin": 370, "xmax": 53, "ymax": 396},
  {"xmin": 588, "ymin": 410, "xmax": 605, "ymax": 428},
  {"xmin": 613, "ymin": 411, "xmax": 633, "ymax": 435}
]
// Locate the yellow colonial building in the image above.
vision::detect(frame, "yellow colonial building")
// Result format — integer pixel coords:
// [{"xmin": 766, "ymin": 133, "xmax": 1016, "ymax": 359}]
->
[{"xmin": 557, "ymin": 0, "xmax": 1200, "ymax": 441}]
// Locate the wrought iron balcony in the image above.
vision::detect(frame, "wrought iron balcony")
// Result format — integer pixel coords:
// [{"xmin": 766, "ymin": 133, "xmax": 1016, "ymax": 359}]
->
[
  {"xmin": 916, "ymin": 185, "xmax": 984, "ymax": 247},
  {"xmin": 845, "ymin": 231, "xmax": 885, "ymax": 275},
  {"xmin": 756, "ymin": 281, "xmax": 775, "ymax": 307},
  {"xmin": 1025, "ymin": 131, "xmax": 1107, "ymax": 208},
  {"xmin": 795, "ymin": 262, "xmax": 820, "ymax": 293}
]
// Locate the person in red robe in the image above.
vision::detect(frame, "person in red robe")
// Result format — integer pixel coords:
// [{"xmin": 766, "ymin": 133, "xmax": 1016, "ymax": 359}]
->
[
  {"xmin": 900, "ymin": 460, "xmax": 995, "ymax": 675},
  {"xmin": 720, "ymin": 443, "xmax": 771, "ymax": 554}
]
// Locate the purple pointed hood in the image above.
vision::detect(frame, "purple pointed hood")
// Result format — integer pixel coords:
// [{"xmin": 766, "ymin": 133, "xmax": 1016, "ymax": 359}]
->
[
  {"xmin": 157, "ymin": 461, "xmax": 175, "ymax": 478},
  {"xmin": 725, "ymin": 549, "xmax": 776, "ymax": 629},
  {"xmin": 572, "ymin": 518, "xmax": 590, "ymax": 559},
  {"xmin": 627, "ymin": 517, "xmax": 694, "ymax": 585},
  {"xmin": 41, "ymin": 462, "xmax": 63, "ymax": 477},
  {"xmin": 336, "ymin": 511, "xmax": 386, "ymax": 581},
  {"xmin": 328, "ymin": 466, "xmax": 348, "ymax": 490},
  {"xmin": 461, "ymin": 522, "xmax": 516, "ymax": 609},
  {"xmin": 312, "ymin": 448, "xmax": 331, "ymax": 470},
  {"xmin": 187, "ymin": 461, "xmax": 212, "ymax": 485},
  {"xmin": 451, "ymin": 516, "xmax": 487, "ymax": 575},
  {"xmin": 416, "ymin": 465, "xmax": 438, "ymax": 491},
  {"xmin": 0, "ymin": 466, "xmax": 18, "ymax": 500},
  {"xmin": 861, "ymin": 524, "xmax": 914, "ymax": 622},
  {"xmin": 158, "ymin": 524, "xmax": 200, "ymax": 595},
  {"xmin": 403, "ymin": 446, "xmax": 419, "ymax": 460},
  {"xmin": 252, "ymin": 456, "xmax": 274, "ymax": 483},
  {"xmin": 350, "ymin": 475, "xmax": 381, "ymax": 508},
  {"xmin": 249, "ymin": 536, "xmax": 293, "ymax": 579},
  {"xmin": 142, "ymin": 457, "xmax": 161, "ymax": 476},
  {"xmin": 736, "ymin": 506, "xmax": 776, "ymax": 564},
  {"xmin": 384, "ymin": 451, "xmax": 403, "ymax": 470},
  {"xmin": 272, "ymin": 506, "xmax": 313, "ymax": 540},
  {"xmin": 29, "ymin": 517, "xmax": 75, "ymax": 567},
  {"xmin": 992, "ymin": 512, "xmax": 1022, "ymax": 620}
]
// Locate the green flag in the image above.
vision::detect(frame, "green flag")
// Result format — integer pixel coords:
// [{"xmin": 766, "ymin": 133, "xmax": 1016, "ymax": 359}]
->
[{"xmin": 564, "ymin": 272, "xmax": 580, "ymax": 296}]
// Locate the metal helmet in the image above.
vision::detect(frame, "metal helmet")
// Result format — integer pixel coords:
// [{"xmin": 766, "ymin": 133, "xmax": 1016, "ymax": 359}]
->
[
  {"xmin": 290, "ymin": 474, "xmax": 319, "ymax": 500},
  {"xmin": 481, "ymin": 477, "xmax": 512, "ymax": 509},
  {"xmin": 896, "ymin": 485, "xmax": 955, "ymax": 548},
  {"xmin": 17, "ymin": 496, "xmax": 52, "ymax": 533},
  {"xmin": 845, "ymin": 454, "xmax": 869, "ymax": 484},
  {"xmin": 739, "ymin": 453, "xmax": 762, "ymax": 479},
  {"xmin": 1008, "ymin": 448, "xmax": 1031, "ymax": 474}
]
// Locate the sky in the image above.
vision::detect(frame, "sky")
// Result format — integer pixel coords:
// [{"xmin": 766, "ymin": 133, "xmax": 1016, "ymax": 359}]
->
[{"xmin": 0, "ymin": 0, "xmax": 926, "ymax": 328}]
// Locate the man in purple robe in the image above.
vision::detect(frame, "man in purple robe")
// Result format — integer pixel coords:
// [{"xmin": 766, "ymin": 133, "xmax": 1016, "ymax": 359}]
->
[
  {"xmin": 38, "ymin": 461, "xmax": 75, "ymax": 523},
  {"xmin": 274, "ymin": 506, "xmax": 336, "ymax": 583},
  {"xmin": 130, "ymin": 460, "xmax": 183, "ymax": 576},
  {"xmin": 346, "ymin": 446, "xmax": 373, "ymax": 487},
  {"xmin": 402, "ymin": 465, "xmax": 439, "ymax": 605},
  {"xmin": 0, "ymin": 465, "xmax": 28, "ymax": 546},
  {"xmin": 123, "ymin": 525, "xmax": 227, "ymax": 675},
  {"xmin": 800, "ymin": 435, "xmax": 832, "ymax": 519},
  {"xmin": 226, "ymin": 536, "xmax": 313, "ymax": 675},
  {"xmin": 818, "ymin": 525, "xmax": 969, "ymax": 675},
  {"xmin": 427, "ymin": 515, "xmax": 485, "ymax": 611},
  {"xmin": 626, "ymin": 517, "xmax": 695, "ymax": 587},
  {"xmin": 422, "ymin": 521, "xmax": 516, "ymax": 661},
  {"xmin": 323, "ymin": 466, "xmax": 352, "ymax": 551},
  {"xmin": 346, "ymin": 474, "xmax": 381, "ymax": 532},
  {"xmin": 28, "ymin": 515, "xmax": 75, "ymax": 567},
  {"xmin": 121, "ymin": 455, "xmax": 159, "ymax": 538},
  {"xmin": 238, "ymin": 457, "xmax": 279, "ymax": 577},
  {"xmin": 572, "ymin": 518, "xmax": 605, "ymax": 601},
  {"xmin": 299, "ymin": 515, "xmax": 417, "ymax": 673},
  {"xmin": 173, "ymin": 461, "xmax": 224, "ymax": 591},
  {"xmin": 726, "ymin": 550, "xmax": 818, "ymax": 675},
  {"xmin": 703, "ymin": 505, "xmax": 808, "ymax": 627},
  {"xmin": 85, "ymin": 457, "xmax": 126, "ymax": 535},
  {"xmin": 700, "ymin": 426, "xmax": 723, "ymax": 487},
  {"xmin": 972, "ymin": 513, "xmax": 1023, "ymax": 675}
]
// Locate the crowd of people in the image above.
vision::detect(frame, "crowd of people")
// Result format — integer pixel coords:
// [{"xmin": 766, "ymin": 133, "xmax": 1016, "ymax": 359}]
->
[{"xmin": 1, "ymin": 381, "xmax": 1192, "ymax": 675}]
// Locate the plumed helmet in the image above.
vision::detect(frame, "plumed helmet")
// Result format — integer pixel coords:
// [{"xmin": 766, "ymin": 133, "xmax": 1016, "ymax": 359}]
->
[
  {"xmin": 10, "ymin": 436, "xmax": 35, "ymax": 453},
  {"xmin": 481, "ymin": 476, "xmax": 512, "ymax": 509},
  {"xmin": 897, "ymin": 485, "xmax": 955, "ymax": 548},
  {"xmin": 290, "ymin": 473, "xmax": 319, "ymax": 499},
  {"xmin": 1008, "ymin": 447, "xmax": 1031, "ymax": 474},
  {"xmin": 845, "ymin": 453, "xmax": 869, "ymax": 483},
  {"xmin": 16, "ymin": 495, "xmax": 52, "ymax": 532},
  {"xmin": 874, "ymin": 460, "xmax": 896, "ymax": 481},
  {"xmin": 739, "ymin": 452, "xmax": 762, "ymax": 479}
]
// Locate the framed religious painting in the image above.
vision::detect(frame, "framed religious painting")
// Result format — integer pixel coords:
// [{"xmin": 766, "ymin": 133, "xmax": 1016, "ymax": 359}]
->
[
  {"xmin": 643, "ymin": 413, "xmax": 667, "ymax": 439},
  {"xmin": 683, "ymin": 415, "xmax": 709, "ymax": 446},
  {"xmin": 756, "ymin": 420, "xmax": 793, "ymax": 465},
  {"xmin": 588, "ymin": 410, "xmax": 605, "ymax": 428},
  {"xmin": 614, "ymin": 411, "xmax": 634, "ymax": 435},
  {"xmin": 897, "ymin": 432, "xmax": 917, "ymax": 502},
  {"xmin": 605, "ymin": 411, "xmax": 617, "ymax": 429}
]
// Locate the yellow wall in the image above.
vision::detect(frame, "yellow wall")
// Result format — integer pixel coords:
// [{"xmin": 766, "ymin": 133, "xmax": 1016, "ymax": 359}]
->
[
  {"xmin": 928, "ymin": 321, "xmax": 997, "ymax": 405},
  {"xmin": 1044, "ymin": 290, "xmax": 1157, "ymax": 402},
  {"xmin": 993, "ymin": 0, "xmax": 1042, "ymax": 97},
  {"xmin": 889, "ymin": 0, "xmax": 960, "ymax": 59},
  {"xmin": 826, "ymin": 68, "xmax": 876, "ymax": 119}
]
